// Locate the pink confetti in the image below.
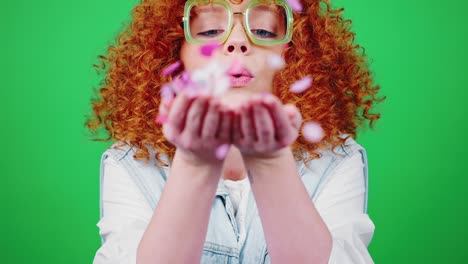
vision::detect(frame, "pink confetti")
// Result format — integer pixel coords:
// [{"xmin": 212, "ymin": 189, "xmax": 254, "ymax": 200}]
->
[
  {"xmin": 215, "ymin": 144, "xmax": 230, "ymax": 160},
  {"xmin": 290, "ymin": 76, "xmax": 313, "ymax": 93},
  {"xmin": 200, "ymin": 41, "xmax": 222, "ymax": 57},
  {"xmin": 162, "ymin": 61, "xmax": 182, "ymax": 76},
  {"xmin": 170, "ymin": 71, "xmax": 196, "ymax": 94},
  {"xmin": 286, "ymin": 0, "xmax": 303, "ymax": 12},
  {"xmin": 302, "ymin": 121, "xmax": 324, "ymax": 143},
  {"xmin": 180, "ymin": 71, "xmax": 191, "ymax": 84},
  {"xmin": 171, "ymin": 77, "xmax": 186, "ymax": 94},
  {"xmin": 161, "ymin": 84, "xmax": 175, "ymax": 104},
  {"xmin": 155, "ymin": 114, "xmax": 169, "ymax": 124}
]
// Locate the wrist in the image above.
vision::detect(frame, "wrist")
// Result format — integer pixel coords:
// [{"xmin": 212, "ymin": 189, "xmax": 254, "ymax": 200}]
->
[
  {"xmin": 174, "ymin": 148, "xmax": 224, "ymax": 171},
  {"xmin": 242, "ymin": 147, "xmax": 292, "ymax": 167},
  {"xmin": 170, "ymin": 150, "xmax": 224, "ymax": 190}
]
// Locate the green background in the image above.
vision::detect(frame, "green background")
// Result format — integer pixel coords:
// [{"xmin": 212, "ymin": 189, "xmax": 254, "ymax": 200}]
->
[{"xmin": 2, "ymin": 0, "xmax": 467, "ymax": 263}]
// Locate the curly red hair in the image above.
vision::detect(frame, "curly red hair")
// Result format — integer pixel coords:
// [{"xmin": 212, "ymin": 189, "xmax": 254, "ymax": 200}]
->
[{"xmin": 86, "ymin": 0, "xmax": 385, "ymax": 166}]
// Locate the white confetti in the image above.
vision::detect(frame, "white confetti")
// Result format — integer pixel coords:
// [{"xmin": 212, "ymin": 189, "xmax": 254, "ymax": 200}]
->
[
  {"xmin": 212, "ymin": 76, "xmax": 230, "ymax": 96},
  {"xmin": 191, "ymin": 60, "xmax": 230, "ymax": 96},
  {"xmin": 159, "ymin": 59, "xmax": 231, "ymax": 113},
  {"xmin": 290, "ymin": 76, "xmax": 313, "ymax": 93},
  {"xmin": 302, "ymin": 121, "xmax": 324, "ymax": 143},
  {"xmin": 267, "ymin": 54, "xmax": 285, "ymax": 70}
]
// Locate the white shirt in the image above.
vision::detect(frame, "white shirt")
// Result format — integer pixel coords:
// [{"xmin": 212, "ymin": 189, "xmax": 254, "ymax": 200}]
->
[
  {"xmin": 93, "ymin": 151, "xmax": 375, "ymax": 263},
  {"xmin": 223, "ymin": 177, "xmax": 251, "ymax": 246}
]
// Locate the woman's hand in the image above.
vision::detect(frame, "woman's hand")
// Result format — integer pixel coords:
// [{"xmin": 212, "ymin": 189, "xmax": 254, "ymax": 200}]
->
[
  {"xmin": 159, "ymin": 91, "xmax": 234, "ymax": 165},
  {"xmin": 232, "ymin": 93, "xmax": 302, "ymax": 160}
]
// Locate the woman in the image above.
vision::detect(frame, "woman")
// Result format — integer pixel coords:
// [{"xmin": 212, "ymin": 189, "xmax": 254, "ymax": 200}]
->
[{"xmin": 87, "ymin": 0, "xmax": 383, "ymax": 263}]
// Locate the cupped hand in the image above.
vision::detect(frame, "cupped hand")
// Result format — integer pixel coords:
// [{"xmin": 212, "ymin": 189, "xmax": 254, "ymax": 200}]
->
[
  {"xmin": 159, "ymin": 91, "xmax": 234, "ymax": 164},
  {"xmin": 231, "ymin": 93, "xmax": 302, "ymax": 159}
]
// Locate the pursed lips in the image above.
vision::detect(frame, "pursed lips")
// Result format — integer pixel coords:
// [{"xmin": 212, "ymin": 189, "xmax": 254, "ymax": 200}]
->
[{"xmin": 227, "ymin": 64, "xmax": 254, "ymax": 88}]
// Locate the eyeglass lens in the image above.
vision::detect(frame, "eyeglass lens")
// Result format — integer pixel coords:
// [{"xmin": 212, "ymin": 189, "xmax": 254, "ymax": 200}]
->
[{"xmin": 188, "ymin": 3, "xmax": 287, "ymax": 42}]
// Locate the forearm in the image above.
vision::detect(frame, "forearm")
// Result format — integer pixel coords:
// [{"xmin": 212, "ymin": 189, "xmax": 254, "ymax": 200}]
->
[
  {"xmin": 137, "ymin": 150, "xmax": 222, "ymax": 264},
  {"xmin": 244, "ymin": 148, "xmax": 333, "ymax": 263}
]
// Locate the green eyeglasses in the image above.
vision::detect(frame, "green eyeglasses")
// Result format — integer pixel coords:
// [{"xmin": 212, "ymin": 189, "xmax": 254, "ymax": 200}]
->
[{"xmin": 183, "ymin": 0, "xmax": 294, "ymax": 46}]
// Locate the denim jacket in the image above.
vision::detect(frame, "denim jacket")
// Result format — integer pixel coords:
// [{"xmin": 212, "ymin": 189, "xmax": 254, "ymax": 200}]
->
[{"xmin": 96, "ymin": 136, "xmax": 370, "ymax": 263}]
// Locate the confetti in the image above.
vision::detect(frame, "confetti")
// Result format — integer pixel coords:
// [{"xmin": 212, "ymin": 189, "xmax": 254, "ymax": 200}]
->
[
  {"xmin": 160, "ymin": 58, "xmax": 231, "ymax": 109},
  {"xmin": 172, "ymin": 71, "xmax": 197, "ymax": 94},
  {"xmin": 212, "ymin": 76, "xmax": 230, "ymax": 96},
  {"xmin": 286, "ymin": 0, "xmax": 303, "ymax": 12},
  {"xmin": 171, "ymin": 77, "xmax": 186, "ymax": 94},
  {"xmin": 290, "ymin": 76, "xmax": 313, "ymax": 93},
  {"xmin": 161, "ymin": 83, "xmax": 175, "ymax": 104},
  {"xmin": 180, "ymin": 71, "xmax": 191, "ymax": 84},
  {"xmin": 267, "ymin": 54, "xmax": 285, "ymax": 70},
  {"xmin": 185, "ymin": 84, "xmax": 201, "ymax": 98},
  {"xmin": 302, "ymin": 121, "xmax": 324, "ymax": 143},
  {"xmin": 155, "ymin": 114, "xmax": 169, "ymax": 124},
  {"xmin": 162, "ymin": 61, "xmax": 182, "ymax": 76},
  {"xmin": 191, "ymin": 60, "xmax": 230, "ymax": 96},
  {"xmin": 191, "ymin": 69, "xmax": 211, "ymax": 89},
  {"xmin": 200, "ymin": 41, "xmax": 222, "ymax": 57},
  {"xmin": 215, "ymin": 144, "xmax": 231, "ymax": 160}
]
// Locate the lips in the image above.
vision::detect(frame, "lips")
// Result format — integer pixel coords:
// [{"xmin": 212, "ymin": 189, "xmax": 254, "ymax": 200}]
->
[
  {"xmin": 227, "ymin": 62, "xmax": 254, "ymax": 87},
  {"xmin": 229, "ymin": 75, "xmax": 253, "ymax": 87}
]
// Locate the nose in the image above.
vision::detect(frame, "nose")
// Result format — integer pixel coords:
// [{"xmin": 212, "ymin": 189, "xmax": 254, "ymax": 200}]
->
[{"xmin": 223, "ymin": 23, "xmax": 251, "ymax": 55}]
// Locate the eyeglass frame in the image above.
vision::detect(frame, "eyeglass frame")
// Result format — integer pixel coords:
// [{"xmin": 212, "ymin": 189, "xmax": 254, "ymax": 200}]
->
[{"xmin": 182, "ymin": 0, "xmax": 294, "ymax": 46}]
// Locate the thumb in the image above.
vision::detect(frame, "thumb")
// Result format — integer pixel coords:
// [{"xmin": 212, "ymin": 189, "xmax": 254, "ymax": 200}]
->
[{"xmin": 283, "ymin": 104, "xmax": 302, "ymax": 130}]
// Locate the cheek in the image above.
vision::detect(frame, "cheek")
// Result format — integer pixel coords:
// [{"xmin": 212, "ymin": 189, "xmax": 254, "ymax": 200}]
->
[
  {"xmin": 180, "ymin": 43, "xmax": 205, "ymax": 71},
  {"xmin": 260, "ymin": 59, "xmax": 277, "ymax": 81},
  {"xmin": 259, "ymin": 71, "xmax": 275, "ymax": 85}
]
